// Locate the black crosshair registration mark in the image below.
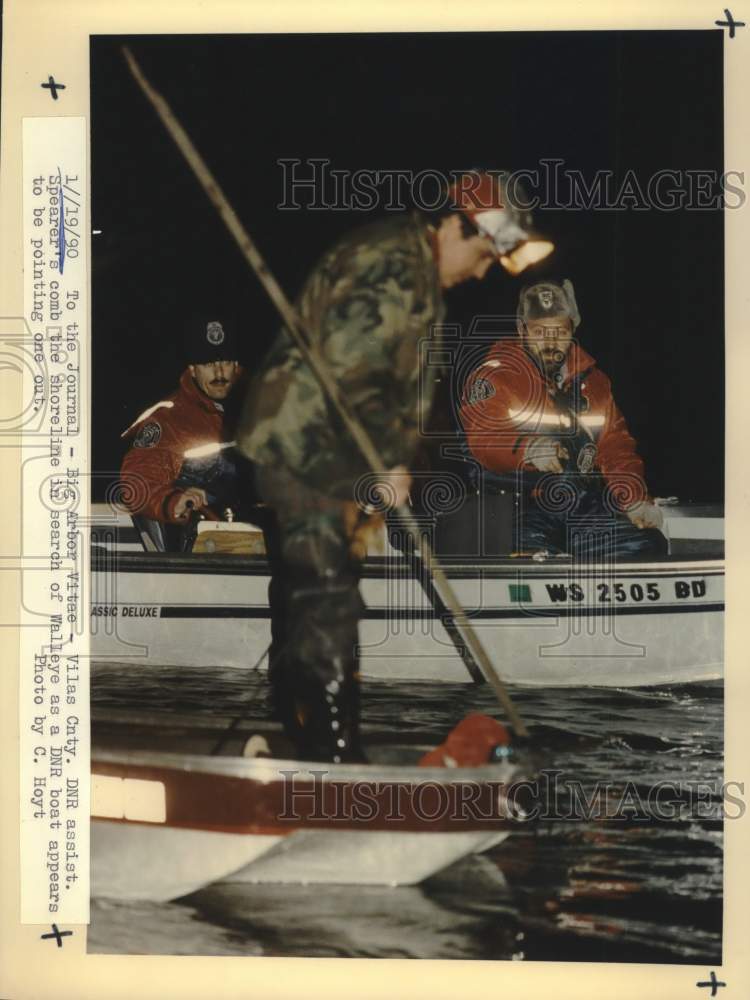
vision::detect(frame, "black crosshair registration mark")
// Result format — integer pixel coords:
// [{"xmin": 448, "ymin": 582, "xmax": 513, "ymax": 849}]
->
[
  {"xmin": 715, "ymin": 8, "xmax": 746, "ymax": 36},
  {"xmin": 40, "ymin": 924, "xmax": 73, "ymax": 947},
  {"xmin": 41, "ymin": 76, "xmax": 66, "ymax": 100},
  {"xmin": 696, "ymin": 971, "xmax": 727, "ymax": 996}
]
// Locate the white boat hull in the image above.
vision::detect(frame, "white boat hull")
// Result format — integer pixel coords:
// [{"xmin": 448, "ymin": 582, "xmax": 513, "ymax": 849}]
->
[
  {"xmin": 91, "ymin": 820, "xmax": 282, "ymax": 901},
  {"xmin": 90, "ymin": 820, "xmax": 509, "ymax": 898},
  {"xmin": 90, "ymin": 557, "xmax": 723, "ymax": 686},
  {"xmin": 227, "ymin": 829, "xmax": 510, "ymax": 886}
]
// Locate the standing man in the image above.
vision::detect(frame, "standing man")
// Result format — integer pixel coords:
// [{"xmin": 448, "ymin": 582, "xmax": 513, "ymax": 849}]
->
[
  {"xmin": 460, "ymin": 279, "xmax": 666, "ymax": 557},
  {"xmin": 120, "ymin": 316, "xmax": 246, "ymax": 550},
  {"xmin": 237, "ymin": 171, "xmax": 553, "ymax": 763}
]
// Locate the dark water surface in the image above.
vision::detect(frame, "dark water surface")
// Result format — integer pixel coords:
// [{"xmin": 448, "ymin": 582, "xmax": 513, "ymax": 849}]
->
[{"xmin": 89, "ymin": 666, "xmax": 723, "ymax": 962}]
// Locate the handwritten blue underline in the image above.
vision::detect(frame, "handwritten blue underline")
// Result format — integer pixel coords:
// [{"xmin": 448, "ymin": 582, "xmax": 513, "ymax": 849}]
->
[{"xmin": 57, "ymin": 166, "xmax": 66, "ymax": 274}]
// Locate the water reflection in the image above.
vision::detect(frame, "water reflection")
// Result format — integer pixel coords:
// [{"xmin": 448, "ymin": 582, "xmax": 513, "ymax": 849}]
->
[
  {"xmin": 89, "ymin": 668, "xmax": 723, "ymax": 962},
  {"xmin": 184, "ymin": 855, "xmax": 517, "ymax": 960}
]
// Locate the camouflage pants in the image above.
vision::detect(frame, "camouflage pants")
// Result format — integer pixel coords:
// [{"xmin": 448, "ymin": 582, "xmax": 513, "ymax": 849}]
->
[{"xmin": 257, "ymin": 465, "xmax": 365, "ymax": 762}]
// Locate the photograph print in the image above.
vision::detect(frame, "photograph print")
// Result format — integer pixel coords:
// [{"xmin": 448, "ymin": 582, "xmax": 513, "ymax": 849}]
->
[{"xmin": 87, "ymin": 29, "xmax": 726, "ymax": 962}]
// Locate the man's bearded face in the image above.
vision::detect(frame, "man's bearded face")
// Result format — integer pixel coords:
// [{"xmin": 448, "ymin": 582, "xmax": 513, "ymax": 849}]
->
[
  {"xmin": 520, "ymin": 315, "xmax": 574, "ymax": 375},
  {"xmin": 190, "ymin": 360, "xmax": 239, "ymax": 400}
]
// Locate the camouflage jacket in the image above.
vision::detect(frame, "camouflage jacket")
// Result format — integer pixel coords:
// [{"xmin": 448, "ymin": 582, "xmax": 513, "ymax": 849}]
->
[{"xmin": 236, "ymin": 212, "xmax": 445, "ymax": 498}]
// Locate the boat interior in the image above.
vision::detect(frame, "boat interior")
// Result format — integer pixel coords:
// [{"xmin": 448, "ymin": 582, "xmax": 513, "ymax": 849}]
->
[
  {"xmin": 90, "ymin": 495, "xmax": 724, "ymax": 567},
  {"xmin": 92, "ymin": 709, "xmax": 445, "ymax": 766}
]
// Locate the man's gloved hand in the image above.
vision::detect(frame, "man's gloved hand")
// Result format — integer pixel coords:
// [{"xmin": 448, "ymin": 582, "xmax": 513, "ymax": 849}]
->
[
  {"xmin": 625, "ymin": 500, "xmax": 664, "ymax": 530},
  {"xmin": 173, "ymin": 486, "xmax": 208, "ymax": 520},
  {"xmin": 370, "ymin": 465, "xmax": 412, "ymax": 509},
  {"xmin": 524, "ymin": 437, "xmax": 569, "ymax": 474}
]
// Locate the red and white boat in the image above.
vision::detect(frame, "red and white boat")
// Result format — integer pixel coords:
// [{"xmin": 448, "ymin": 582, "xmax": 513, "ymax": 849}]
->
[{"xmin": 91, "ymin": 712, "xmax": 529, "ymax": 901}]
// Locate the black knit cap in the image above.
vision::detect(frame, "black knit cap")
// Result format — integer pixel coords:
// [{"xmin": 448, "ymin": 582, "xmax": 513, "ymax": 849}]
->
[{"xmin": 185, "ymin": 316, "xmax": 242, "ymax": 365}]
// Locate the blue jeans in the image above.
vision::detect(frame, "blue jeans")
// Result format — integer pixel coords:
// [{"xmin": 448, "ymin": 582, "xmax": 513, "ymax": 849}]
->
[{"xmin": 518, "ymin": 490, "xmax": 668, "ymax": 559}]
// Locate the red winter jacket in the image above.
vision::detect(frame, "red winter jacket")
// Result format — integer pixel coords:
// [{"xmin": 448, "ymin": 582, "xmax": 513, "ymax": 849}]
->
[
  {"xmin": 460, "ymin": 338, "xmax": 650, "ymax": 507},
  {"xmin": 120, "ymin": 369, "xmax": 238, "ymax": 523}
]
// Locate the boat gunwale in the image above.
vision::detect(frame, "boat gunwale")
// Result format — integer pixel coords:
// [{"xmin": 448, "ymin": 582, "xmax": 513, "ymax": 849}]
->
[
  {"xmin": 91, "ymin": 548, "xmax": 725, "ymax": 579},
  {"xmin": 91, "ymin": 746, "xmax": 525, "ymax": 787}
]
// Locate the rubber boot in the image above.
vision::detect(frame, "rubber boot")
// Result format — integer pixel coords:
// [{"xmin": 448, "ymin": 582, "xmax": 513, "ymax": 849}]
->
[{"xmin": 287, "ymin": 666, "xmax": 366, "ymax": 765}]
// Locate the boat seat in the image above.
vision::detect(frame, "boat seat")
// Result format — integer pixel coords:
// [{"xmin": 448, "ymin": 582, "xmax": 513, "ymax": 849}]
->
[{"xmin": 431, "ymin": 491, "xmax": 516, "ymax": 559}]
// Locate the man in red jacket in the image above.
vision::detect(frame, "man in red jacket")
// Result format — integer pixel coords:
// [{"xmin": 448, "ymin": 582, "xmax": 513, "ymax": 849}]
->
[
  {"xmin": 460, "ymin": 279, "xmax": 666, "ymax": 557},
  {"xmin": 120, "ymin": 317, "xmax": 245, "ymax": 550}
]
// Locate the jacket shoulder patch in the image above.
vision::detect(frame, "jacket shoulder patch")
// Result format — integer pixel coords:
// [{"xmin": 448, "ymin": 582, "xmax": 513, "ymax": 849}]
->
[
  {"xmin": 467, "ymin": 377, "xmax": 496, "ymax": 405},
  {"xmin": 121, "ymin": 399, "xmax": 174, "ymax": 439},
  {"xmin": 133, "ymin": 421, "xmax": 162, "ymax": 449},
  {"xmin": 577, "ymin": 441, "xmax": 598, "ymax": 474}
]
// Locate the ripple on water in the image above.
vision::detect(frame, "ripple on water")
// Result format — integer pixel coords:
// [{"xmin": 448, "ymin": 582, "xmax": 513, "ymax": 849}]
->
[{"xmin": 89, "ymin": 665, "xmax": 723, "ymax": 962}]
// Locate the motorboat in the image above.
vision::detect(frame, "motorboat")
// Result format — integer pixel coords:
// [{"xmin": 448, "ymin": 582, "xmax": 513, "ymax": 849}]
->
[{"xmin": 89, "ymin": 499, "xmax": 723, "ymax": 687}]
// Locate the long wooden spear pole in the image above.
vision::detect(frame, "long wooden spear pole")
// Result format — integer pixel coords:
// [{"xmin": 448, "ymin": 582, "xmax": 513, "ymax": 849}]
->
[{"xmin": 122, "ymin": 46, "xmax": 529, "ymax": 739}]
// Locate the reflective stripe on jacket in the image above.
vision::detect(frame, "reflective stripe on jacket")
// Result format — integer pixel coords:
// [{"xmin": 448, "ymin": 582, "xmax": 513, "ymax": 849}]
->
[
  {"xmin": 120, "ymin": 369, "xmax": 236, "ymax": 522},
  {"xmin": 460, "ymin": 339, "xmax": 650, "ymax": 507}
]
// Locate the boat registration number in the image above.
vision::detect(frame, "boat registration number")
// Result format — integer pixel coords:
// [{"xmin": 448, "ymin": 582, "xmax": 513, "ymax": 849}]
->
[{"xmin": 544, "ymin": 578, "xmax": 707, "ymax": 604}]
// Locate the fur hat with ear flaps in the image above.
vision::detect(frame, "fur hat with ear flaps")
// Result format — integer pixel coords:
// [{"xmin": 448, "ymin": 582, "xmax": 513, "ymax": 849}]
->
[{"xmin": 517, "ymin": 278, "xmax": 581, "ymax": 330}]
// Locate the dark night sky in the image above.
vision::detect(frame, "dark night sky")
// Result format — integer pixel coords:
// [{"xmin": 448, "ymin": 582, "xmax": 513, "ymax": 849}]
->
[{"xmin": 91, "ymin": 31, "xmax": 724, "ymax": 501}]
